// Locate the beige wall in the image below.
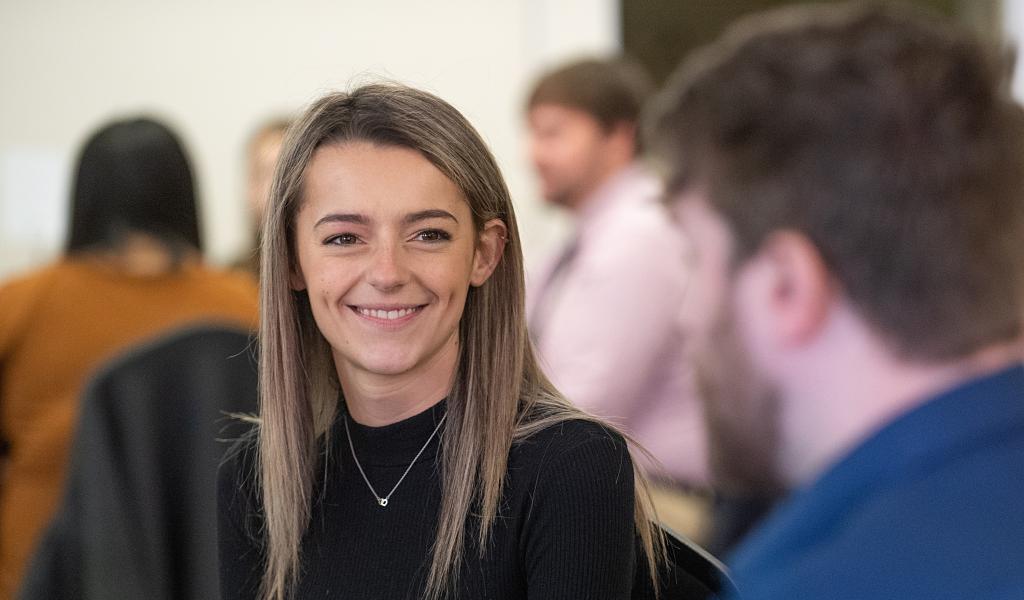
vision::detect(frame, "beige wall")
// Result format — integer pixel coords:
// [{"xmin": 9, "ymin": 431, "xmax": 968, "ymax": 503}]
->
[{"xmin": 0, "ymin": 0, "xmax": 619, "ymax": 279}]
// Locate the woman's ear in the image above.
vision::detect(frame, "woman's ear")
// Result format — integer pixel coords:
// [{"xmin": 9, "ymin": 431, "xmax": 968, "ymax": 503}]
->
[
  {"xmin": 470, "ymin": 218, "xmax": 508, "ymax": 287},
  {"xmin": 290, "ymin": 262, "xmax": 307, "ymax": 291}
]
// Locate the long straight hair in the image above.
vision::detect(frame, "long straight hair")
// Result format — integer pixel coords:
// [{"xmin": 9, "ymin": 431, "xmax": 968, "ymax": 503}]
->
[{"xmin": 257, "ymin": 84, "xmax": 664, "ymax": 600}]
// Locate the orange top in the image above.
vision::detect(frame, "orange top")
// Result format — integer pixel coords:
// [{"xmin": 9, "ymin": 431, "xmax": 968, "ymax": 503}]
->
[{"xmin": 0, "ymin": 257, "xmax": 259, "ymax": 597}]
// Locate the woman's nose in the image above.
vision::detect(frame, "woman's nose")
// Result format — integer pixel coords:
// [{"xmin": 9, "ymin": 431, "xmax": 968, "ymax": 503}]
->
[{"xmin": 365, "ymin": 243, "xmax": 410, "ymax": 291}]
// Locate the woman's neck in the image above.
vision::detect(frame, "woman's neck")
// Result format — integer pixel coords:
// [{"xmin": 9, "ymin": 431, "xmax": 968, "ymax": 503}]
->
[
  {"xmin": 337, "ymin": 334, "xmax": 458, "ymax": 427},
  {"xmin": 85, "ymin": 233, "xmax": 198, "ymax": 276}
]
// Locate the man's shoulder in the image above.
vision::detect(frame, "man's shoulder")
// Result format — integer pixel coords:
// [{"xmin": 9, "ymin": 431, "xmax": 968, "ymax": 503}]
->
[
  {"xmin": 593, "ymin": 179, "xmax": 675, "ymax": 236},
  {"xmin": 732, "ymin": 428, "xmax": 1024, "ymax": 600},
  {"xmin": 575, "ymin": 199, "xmax": 688, "ymax": 281}
]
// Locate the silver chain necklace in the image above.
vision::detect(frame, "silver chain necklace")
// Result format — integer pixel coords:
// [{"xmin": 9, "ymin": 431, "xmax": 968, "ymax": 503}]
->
[{"xmin": 342, "ymin": 411, "xmax": 447, "ymax": 508}]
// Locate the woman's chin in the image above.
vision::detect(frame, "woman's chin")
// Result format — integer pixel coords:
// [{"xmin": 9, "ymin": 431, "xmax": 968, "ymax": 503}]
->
[{"xmin": 353, "ymin": 354, "xmax": 419, "ymax": 378}]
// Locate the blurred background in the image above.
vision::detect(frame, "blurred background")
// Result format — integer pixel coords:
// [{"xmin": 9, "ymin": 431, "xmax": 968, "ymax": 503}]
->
[
  {"xmin": 0, "ymin": 0, "xmax": 621, "ymax": 278},
  {"xmin": 2, "ymin": 1, "xmax": 1024, "ymax": 598},
  {"xmin": 2, "ymin": 0, "xmax": 1020, "ymax": 280}
]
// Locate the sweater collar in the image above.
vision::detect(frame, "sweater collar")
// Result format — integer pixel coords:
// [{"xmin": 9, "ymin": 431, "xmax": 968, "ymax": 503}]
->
[{"xmin": 336, "ymin": 399, "xmax": 448, "ymax": 467}]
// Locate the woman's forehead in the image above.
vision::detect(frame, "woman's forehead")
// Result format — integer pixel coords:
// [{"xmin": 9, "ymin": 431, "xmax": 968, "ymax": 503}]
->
[{"xmin": 298, "ymin": 142, "xmax": 472, "ymax": 222}]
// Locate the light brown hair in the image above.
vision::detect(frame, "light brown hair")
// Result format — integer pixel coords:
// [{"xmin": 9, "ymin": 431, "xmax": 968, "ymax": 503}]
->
[
  {"xmin": 256, "ymin": 83, "xmax": 664, "ymax": 599},
  {"xmin": 527, "ymin": 57, "xmax": 654, "ymax": 148}
]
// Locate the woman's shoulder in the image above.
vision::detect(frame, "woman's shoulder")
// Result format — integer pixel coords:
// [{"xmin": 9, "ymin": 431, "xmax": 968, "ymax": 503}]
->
[
  {"xmin": 0, "ymin": 262, "xmax": 67, "ymax": 356},
  {"xmin": 506, "ymin": 416, "xmax": 637, "ymax": 560},
  {"xmin": 510, "ymin": 417, "xmax": 633, "ymax": 484},
  {"xmin": 0, "ymin": 261, "xmax": 69, "ymax": 305},
  {"xmin": 217, "ymin": 428, "xmax": 267, "ymax": 592},
  {"xmin": 184, "ymin": 263, "xmax": 259, "ymax": 304},
  {"xmin": 190, "ymin": 262, "xmax": 258, "ymax": 290},
  {"xmin": 218, "ymin": 428, "xmax": 262, "ymax": 513},
  {"xmin": 172, "ymin": 263, "xmax": 259, "ymax": 328},
  {"xmin": 515, "ymin": 416, "xmax": 627, "ymax": 449}
]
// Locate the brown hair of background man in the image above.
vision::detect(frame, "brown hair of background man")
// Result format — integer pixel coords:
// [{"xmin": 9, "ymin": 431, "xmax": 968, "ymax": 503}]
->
[{"xmin": 647, "ymin": 2, "xmax": 1024, "ymax": 362}]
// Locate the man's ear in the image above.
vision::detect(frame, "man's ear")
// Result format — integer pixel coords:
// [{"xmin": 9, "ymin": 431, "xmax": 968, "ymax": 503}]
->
[
  {"xmin": 609, "ymin": 121, "xmax": 638, "ymax": 155},
  {"xmin": 759, "ymin": 231, "xmax": 835, "ymax": 346},
  {"xmin": 470, "ymin": 219, "xmax": 508, "ymax": 287}
]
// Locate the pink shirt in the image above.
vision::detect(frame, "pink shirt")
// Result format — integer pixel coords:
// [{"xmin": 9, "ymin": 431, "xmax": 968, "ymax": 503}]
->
[{"xmin": 527, "ymin": 164, "xmax": 708, "ymax": 487}]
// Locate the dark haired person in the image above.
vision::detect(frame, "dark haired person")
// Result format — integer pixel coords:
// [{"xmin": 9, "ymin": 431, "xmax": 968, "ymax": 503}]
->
[
  {"xmin": 525, "ymin": 58, "xmax": 709, "ymax": 502},
  {"xmin": 648, "ymin": 3, "xmax": 1024, "ymax": 598},
  {"xmin": 0, "ymin": 118, "xmax": 257, "ymax": 596}
]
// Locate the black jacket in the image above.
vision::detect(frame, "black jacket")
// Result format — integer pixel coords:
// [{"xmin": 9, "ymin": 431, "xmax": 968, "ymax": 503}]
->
[{"xmin": 20, "ymin": 323, "xmax": 258, "ymax": 600}]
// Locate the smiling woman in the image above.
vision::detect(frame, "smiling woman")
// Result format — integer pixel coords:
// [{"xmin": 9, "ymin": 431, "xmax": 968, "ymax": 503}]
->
[
  {"xmin": 291, "ymin": 142, "xmax": 506, "ymax": 411},
  {"xmin": 216, "ymin": 84, "xmax": 667, "ymax": 600}
]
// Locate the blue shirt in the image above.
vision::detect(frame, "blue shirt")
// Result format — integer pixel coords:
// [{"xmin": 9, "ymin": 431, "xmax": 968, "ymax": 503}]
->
[{"xmin": 726, "ymin": 364, "xmax": 1024, "ymax": 599}]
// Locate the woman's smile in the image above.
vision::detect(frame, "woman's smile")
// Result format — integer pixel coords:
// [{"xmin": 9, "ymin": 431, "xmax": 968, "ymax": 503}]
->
[{"xmin": 348, "ymin": 303, "xmax": 427, "ymax": 328}]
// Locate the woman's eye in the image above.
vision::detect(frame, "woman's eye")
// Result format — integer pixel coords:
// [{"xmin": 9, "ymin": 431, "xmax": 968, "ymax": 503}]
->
[
  {"xmin": 413, "ymin": 229, "xmax": 451, "ymax": 243},
  {"xmin": 325, "ymin": 233, "xmax": 360, "ymax": 245}
]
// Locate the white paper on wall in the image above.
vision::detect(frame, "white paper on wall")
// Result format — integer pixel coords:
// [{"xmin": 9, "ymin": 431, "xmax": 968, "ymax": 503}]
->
[
  {"xmin": 0, "ymin": 146, "xmax": 70, "ymax": 277},
  {"xmin": 1007, "ymin": 0, "xmax": 1024, "ymax": 103}
]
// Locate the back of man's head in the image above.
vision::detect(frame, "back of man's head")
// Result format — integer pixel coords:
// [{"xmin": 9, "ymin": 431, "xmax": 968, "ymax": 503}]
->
[
  {"xmin": 649, "ymin": 2, "xmax": 1024, "ymax": 362},
  {"xmin": 528, "ymin": 57, "xmax": 654, "ymax": 147}
]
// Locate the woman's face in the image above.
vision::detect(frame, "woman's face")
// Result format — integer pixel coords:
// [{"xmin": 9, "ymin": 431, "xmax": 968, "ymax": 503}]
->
[{"xmin": 291, "ymin": 141, "xmax": 504, "ymax": 385}]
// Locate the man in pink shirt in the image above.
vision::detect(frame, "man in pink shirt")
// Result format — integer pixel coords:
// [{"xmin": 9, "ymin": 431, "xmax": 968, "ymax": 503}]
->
[{"xmin": 525, "ymin": 58, "xmax": 709, "ymax": 498}]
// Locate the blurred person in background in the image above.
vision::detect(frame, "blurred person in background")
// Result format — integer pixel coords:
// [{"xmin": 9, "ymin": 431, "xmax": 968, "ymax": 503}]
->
[
  {"xmin": 233, "ymin": 117, "xmax": 291, "ymax": 275},
  {"xmin": 525, "ymin": 57, "xmax": 709, "ymax": 537},
  {"xmin": 648, "ymin": 3, "xmax": 1024, "ymax": 598},
  {"xmin": 0, "ymin": 117, "xmax": 258, "ymax": 597}
]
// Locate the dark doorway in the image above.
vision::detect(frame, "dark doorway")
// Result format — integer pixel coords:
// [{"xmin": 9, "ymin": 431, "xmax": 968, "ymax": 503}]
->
[{"xmin": 623, "ymin": 0, "xmax": 1001, "ymax": 85}]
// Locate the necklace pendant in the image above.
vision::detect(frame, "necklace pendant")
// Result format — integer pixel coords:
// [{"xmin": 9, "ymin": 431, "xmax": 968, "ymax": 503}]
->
[{"xmin": 344, "ymin": 411, "xmax": 446, "ymax": 511}]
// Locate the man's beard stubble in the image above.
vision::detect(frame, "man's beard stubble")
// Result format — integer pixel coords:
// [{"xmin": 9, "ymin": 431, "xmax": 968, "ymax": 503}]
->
[{"xmin": 694, "ymin": 303, "xmax": 787, "ymax": 499}]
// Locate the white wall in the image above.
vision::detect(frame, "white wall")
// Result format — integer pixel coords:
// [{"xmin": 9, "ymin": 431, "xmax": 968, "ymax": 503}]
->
[
  {"xmin": 1006, "ymin": 0, "xmax": 1024, "ymax": 101},
  {"xmin": 0, "ymin": 0, "xmax": 619, "ymax": 280}
]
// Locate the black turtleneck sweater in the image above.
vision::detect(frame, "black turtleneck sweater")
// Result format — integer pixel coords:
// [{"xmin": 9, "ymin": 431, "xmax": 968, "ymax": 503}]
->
[{"xmin": 218, "ymin": 402, "xmax": 639, "ymax": 599}]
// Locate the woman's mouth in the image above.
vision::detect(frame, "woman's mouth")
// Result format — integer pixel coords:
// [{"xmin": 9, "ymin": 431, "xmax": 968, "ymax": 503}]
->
[{"xmin": 349, "ymin": 304, "xmax": 426, "ymax": 326}]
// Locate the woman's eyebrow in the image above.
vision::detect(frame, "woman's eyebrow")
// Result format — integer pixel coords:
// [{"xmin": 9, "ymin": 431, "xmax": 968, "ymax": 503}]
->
[
  {"xmin": 403, "ymin": 209, "xmax": 458, "ymax": 225},
  {"xmin": 313, "ymin": 210, "xmax": 457, "ymax": 228},
  {"xmin": 314, "ymin": 213, "xmax": 369, "ymax": 228}
]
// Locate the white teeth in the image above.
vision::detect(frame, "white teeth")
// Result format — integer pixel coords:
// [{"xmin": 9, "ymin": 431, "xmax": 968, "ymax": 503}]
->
[{"xmin": 357, "ymin": 306, "xmax": 420, "ymax": 320}]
